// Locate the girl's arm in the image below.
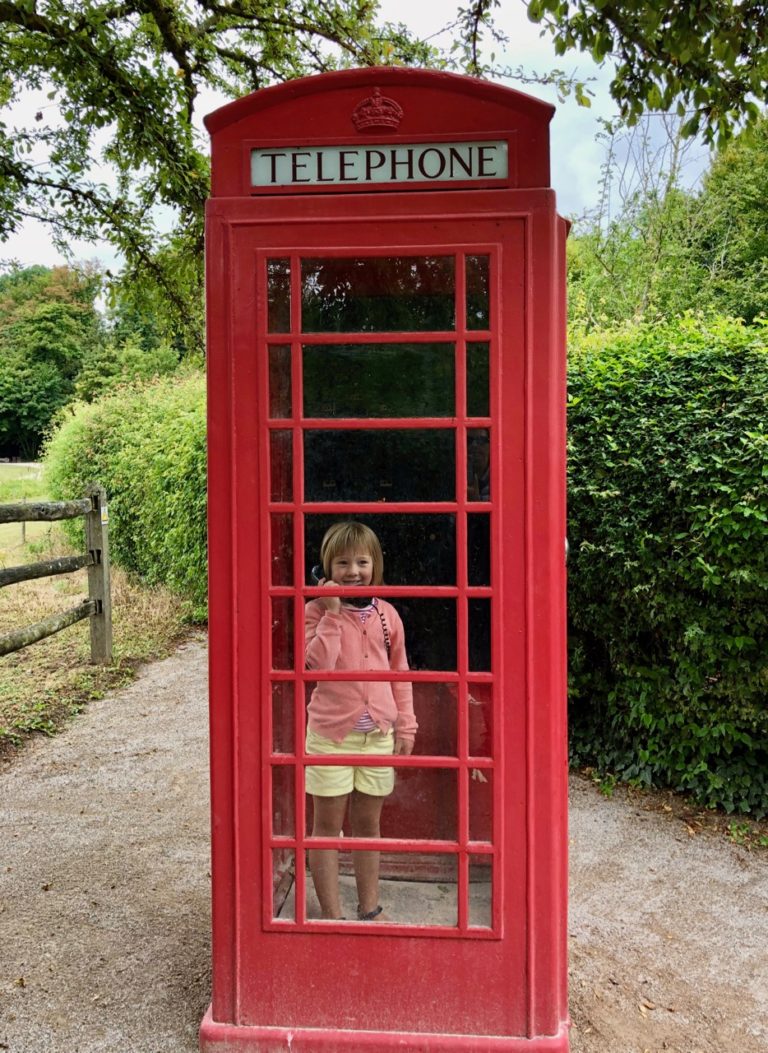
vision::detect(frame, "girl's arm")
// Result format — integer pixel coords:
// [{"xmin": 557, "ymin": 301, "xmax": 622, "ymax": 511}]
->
[
  {"xmin": 305, "ymin": 601, "xmax": 343, "ymax": 670},
  {"xmin": 386, "ymin": 605, "xmax": 417, "ymax": 753}
]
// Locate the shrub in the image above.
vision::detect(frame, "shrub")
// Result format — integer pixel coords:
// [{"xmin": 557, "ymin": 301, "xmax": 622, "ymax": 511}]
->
[
  {"xmin": 44, "ymin": 369, "xmax": 207, "ymax": 617},
  {"xmin": 568, "ymin": 314, "xmax": 768, "ymax": 816}
]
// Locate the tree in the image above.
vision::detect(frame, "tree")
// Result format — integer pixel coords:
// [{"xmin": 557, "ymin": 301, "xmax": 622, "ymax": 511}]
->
[
  {"xmin": 523, "ymin": 0, "xmax": 768, "ymax": 146},
  {"xmin": 74, "ymin": 334, "xmax": 179, "ymax": 402},
  {"xmin": 0, "ymin": 1, "xmax": 436, "ymax": 354},
  {"xmin": 690, "ymin": 115, "xmax": 768, "ymax": 321},
  {"xmin": 0, "ymin": 263, "xmax": 104, "ymax": 456},
  {"xmin": 567, "ymin": 112, "xmax": 768, "ymax": 330},
  {"xmin": 566, "ymin": 115, "xmax": 707, "ymax": 329}
]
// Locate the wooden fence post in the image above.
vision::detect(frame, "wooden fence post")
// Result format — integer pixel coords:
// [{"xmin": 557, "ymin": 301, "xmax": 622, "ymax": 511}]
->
[{"xmin": 85, "ymin": 485, "xmax": 113, "ymax": 664}]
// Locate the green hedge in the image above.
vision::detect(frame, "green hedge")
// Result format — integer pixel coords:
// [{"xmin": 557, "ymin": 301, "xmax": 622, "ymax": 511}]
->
[
  {"xmin": 43, "ymin": 316, "xmax": 768, "ymax": 814},
  {"xmin": 568, "ymin": 314, "xmax": 768, "ymax": 816},
  {"xmin": 44, "ymin": 369, "xmax": 207, "ymax": 617}
]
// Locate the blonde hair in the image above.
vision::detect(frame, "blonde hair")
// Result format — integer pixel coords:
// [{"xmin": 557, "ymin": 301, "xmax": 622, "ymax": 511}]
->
[{"xmin": 319, "ymin": 521, "xmax": 384, "ymax": 585}]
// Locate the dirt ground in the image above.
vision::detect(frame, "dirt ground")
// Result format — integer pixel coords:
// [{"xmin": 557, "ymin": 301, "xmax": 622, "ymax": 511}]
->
[{"xmin": 1, "ymin": 636, "xmax": 766, "ymax": 1052}]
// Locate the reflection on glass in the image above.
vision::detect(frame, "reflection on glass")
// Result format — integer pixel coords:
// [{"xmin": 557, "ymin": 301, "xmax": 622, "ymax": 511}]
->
[
  {"xmin": 469, "ymin": 854, "xmax": 492, "ymax": 928},
  {"xmin": 271, "ymin": 513, "xmax": 292, "ymax": 585},
  {"xmin": 272, "ymin": 681, "xmax": 294, "ymax": 754},
  {"xmin": 272, "ymin": 849, "xmax": 296, "ymax": 921},
  {"xmin": 467, "ymin": 341, "xmax": 490, "ymax": 417},
  {"xmin": 469, "ymin": 767, "xmax": 493, "ymax": 843},
  {"xmin": 301, "ymin": 256, "xmax": 455, "ymax": 332},
  {"xmin": 468, "ymin": 598, "xmax": 491, "ymax": 672},
  {"xmin": 466, "ymin": 255, "xmax": 490, "ymax": 330},
  {"xmin": 268, "ymin": 344, "xmax": 291, "ymax": 418},
  {"xmin": 305, "ymin": 514, "xmax": 456, "ymax": 586},
  {"xmin": 270, "ymin": 430, "xmax": 293, "ymax": 502},
  {"xmin": 467, "ymin": 513, "xmax": 490, "ymax": 586},
  {"xmin": 303, "ymin": 852, "xmax": 458, "ymax": 926},
  {"xmin": 272, "ymin": 764, "xmax": 295, "ymax": 837},
  {"xmin": 272, "ymin": 597, "xmax": 293, "ymax": 670},
  {"xmin": 303, "ymin": 343, "xmax": 454, "ymax": 418},
  {"xmin": 304, "ymin": 429, "xmax": 455, "ymax": 502},
  {"xmin": 267, "ymin": 258, "xmax": 291, "ymax": 332},
  {"xmin": 467, "ymin": 429, "xmax": 490, "ymax": 501},
  {"xmin": 468, "ymin": 683, "xmax": 493, "ymax": 759}
]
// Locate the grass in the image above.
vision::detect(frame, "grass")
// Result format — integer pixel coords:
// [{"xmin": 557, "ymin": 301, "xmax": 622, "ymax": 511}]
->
[
  {"xmin": 0, "ymin": 463, "xmax": 50, "ymax": 553},
  {"xmin": 1, "ymin": 467, "xmax": 197, "ymax": 759}
]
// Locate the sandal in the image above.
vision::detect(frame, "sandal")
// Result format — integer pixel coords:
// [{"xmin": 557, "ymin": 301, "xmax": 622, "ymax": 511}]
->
[{"xmin": 357, "ymin": 904, "xmax": 384, "ymax": 921}]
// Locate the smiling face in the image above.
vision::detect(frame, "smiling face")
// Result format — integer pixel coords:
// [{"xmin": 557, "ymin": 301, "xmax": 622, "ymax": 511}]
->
[
  {"xmin": 319, "ymin": 521, "xmax": 384, "ymax": 585},
  {"xmin": 328, "ymin": 548, "xmax": 374, "ymax": 588}
]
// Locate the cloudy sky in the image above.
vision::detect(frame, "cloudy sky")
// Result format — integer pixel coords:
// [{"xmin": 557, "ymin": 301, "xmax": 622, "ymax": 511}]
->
[
  {"xmin": 0, "ymin": 0, "xmax": 707, "ymax": 271},
  {"xmin": 380, "ymin": 0, "xmax": 616, "ymax": 214}
]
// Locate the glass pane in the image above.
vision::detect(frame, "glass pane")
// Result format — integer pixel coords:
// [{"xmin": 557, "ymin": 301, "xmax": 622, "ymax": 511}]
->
[
  {"xmin": 270, "ymin": 430, "xmax": 293, "ymax": 502},
  {"xmin": 304, "ymin": 514, "xmax": 456, "ymax": 587},
  {"xmin": 304, "ymin": 429, "xmax": 454, "ymax": 502},
  {"xmin": 466, "ymin": 255, "xmax": 490, "ymax": 330},
  {"xmin": 303, "ymin": 342, "xmax": 454, "ymax": 418},
  {"xmin": 468, "ymin": 598, "xmax": 491, "ymax": 672},
  {"xmin": 272, "ymin": 681, "xmax": 295, "ymax": 754},
  {"xmin": 300, "ymin": 686, "xmax": 459, "ymax": 760},
  {"xmin": 272, "ymin": 849, "xmax": 296, "ymax": 921},
  {"xmin": 468, "ymin": 683, "xmax": 493, "ymax": 759},
  {"xmin": 301, "ymin": 256, "xmax": 455, "ymax": 332},
  {"xmin": 305, "ymin": 601, "xmax": 457, "ymax": 672},
  {"xmin": 467, "ymin": 513, "xmax": 490, "ymax": 586},
  {"xmin": 467, "ymin": 341, "xmax": 489, "ymax": 417},
  {"xmin": 413, "ymin": 683, "xmax": 457, "ymax": 756},
  {"xmin": 467, "ymin": 429, "xmax": 490, "ymax": 501},
  {"xmin": 272, "ymin": 764, "xmax": 295, "ymax": 837},
  {"xmin": 469, "ymin": 766, "xmax": 493, "ymax": 843},
  {"xmin": 271, "ymin": 513, "xmax": 292, "ymax": 586},
  {"xmin": 268, "ymin": 344, "xmax": 291, "ymax": 418},
  {"xmin": 304, "ymin": 851, "xmax": 458, "ymax": 926},
  {"xmin": 399, "ymin": 598, "xmax": 456, "ymax": 671},
  {"xmin": 267, "ymin": 258, "xmax": 291, "ymax": 332},
  {"xmin": 272, "ymin": 597, "xmax": 294, "ymax": 670},
  {"xmin": 469, "ymin": 854, "xmax": 492, "ymax": 928},
  {"xmin": 304, "ymin": 762, "xmax": 456, "ymax": 843}
]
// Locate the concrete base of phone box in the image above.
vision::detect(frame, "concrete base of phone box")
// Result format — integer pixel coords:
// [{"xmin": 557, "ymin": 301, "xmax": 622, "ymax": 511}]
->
[{"xmin": 199, "ymin": 1007, "xmax": 570, "ymax": 1051}]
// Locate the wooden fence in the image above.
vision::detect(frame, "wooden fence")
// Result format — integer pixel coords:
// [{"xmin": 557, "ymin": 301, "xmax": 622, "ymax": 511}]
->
[{"xmin": 0, "ymin": 485, "xmax": 112, "ymax": 663}]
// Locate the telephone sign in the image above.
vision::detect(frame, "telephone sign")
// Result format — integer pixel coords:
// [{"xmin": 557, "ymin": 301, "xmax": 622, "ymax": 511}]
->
[
  {"xmin": 202, "ymin": 67, "xmax": 568, "ymax": 1052},
  {"xmin": 251, "ymin": 140, "xmax": 508, "ymax": 188}
]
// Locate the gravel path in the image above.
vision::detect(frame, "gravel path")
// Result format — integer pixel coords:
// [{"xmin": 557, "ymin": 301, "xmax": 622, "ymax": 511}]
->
[{"xmin": 1, "ymin": 636, "xmax": 766, "ymax": 1052}]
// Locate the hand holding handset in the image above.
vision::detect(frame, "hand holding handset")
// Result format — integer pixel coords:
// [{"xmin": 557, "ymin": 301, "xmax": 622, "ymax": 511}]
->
[{"xmin": 310, "ymin": 564, "xmax": 371, "ymax": 608}]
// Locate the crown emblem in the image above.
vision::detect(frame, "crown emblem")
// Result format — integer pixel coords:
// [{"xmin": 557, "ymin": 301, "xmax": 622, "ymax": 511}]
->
[{"xmin": 351, "ymin": 88, "xmax": 404, "ymax": 132}]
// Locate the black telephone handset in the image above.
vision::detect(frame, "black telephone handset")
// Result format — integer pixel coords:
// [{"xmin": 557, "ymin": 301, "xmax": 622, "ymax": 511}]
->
[{"xmin": 310, "ymin": 564, "xmax": 371, "ymax": 608}]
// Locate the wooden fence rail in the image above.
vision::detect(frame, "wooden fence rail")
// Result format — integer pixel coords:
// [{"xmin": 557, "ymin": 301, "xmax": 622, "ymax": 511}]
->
[{"xmin": 0, "ymin": 485, "xmax": 112, "ymax": 663}]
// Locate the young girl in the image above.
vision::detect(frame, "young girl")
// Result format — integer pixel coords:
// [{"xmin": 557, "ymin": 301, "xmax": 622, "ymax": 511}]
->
[{"xmin": 305, "ymin": 521, "xmax": 416, "ymax": 922}]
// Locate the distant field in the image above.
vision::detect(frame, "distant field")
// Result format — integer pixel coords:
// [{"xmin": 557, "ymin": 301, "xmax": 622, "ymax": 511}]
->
[{"xmin": 0, "ymin": 464, "xmax": 51, "ymax": 559}]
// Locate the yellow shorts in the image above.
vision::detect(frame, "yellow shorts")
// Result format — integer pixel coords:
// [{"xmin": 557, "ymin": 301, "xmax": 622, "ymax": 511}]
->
[{"xmin": 305, "ymin": 727, "xmax": 395, "ymax": 797}]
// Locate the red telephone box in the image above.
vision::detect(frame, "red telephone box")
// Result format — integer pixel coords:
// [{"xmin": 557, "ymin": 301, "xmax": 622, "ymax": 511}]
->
[{"xmin": 202, "ymin": 68, "xmax": 568, "ymax": 1051}]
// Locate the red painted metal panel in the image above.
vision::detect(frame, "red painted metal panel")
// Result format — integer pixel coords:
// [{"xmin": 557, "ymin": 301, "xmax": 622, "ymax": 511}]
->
[
  {"xmin": 205, "ymin": 67, "xmax": 552, "ymax": 198},
  {"xmin": 204, "ymin": 67, "xmax": 567, "ymax": 1052}
]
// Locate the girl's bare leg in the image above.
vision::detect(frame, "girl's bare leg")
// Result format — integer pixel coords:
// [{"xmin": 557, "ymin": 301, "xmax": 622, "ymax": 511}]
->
[
  {"xmin": 349, "ymin": 791, "xmax": 386, "ymax": 916},
  {"xmin": 308, "ymin": 794, "xmax": 349, "ymax": 919}
]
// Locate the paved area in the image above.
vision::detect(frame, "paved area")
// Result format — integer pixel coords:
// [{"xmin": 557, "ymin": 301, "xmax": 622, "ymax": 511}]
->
[{"xmin": 1, "ymin": 636, "xmax": 766, "ymax": 1052}]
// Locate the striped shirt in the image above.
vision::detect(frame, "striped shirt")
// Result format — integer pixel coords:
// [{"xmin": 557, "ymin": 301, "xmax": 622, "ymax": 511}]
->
[{"xmin": 348, "ymin": 600, "xmax": 380, "ymax": 732}]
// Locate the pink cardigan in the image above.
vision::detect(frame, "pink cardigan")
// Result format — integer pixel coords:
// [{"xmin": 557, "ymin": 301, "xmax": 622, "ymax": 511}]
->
[{"xmin": 304, "ymin": 599, "xmax": 417, "ymax": 745}]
